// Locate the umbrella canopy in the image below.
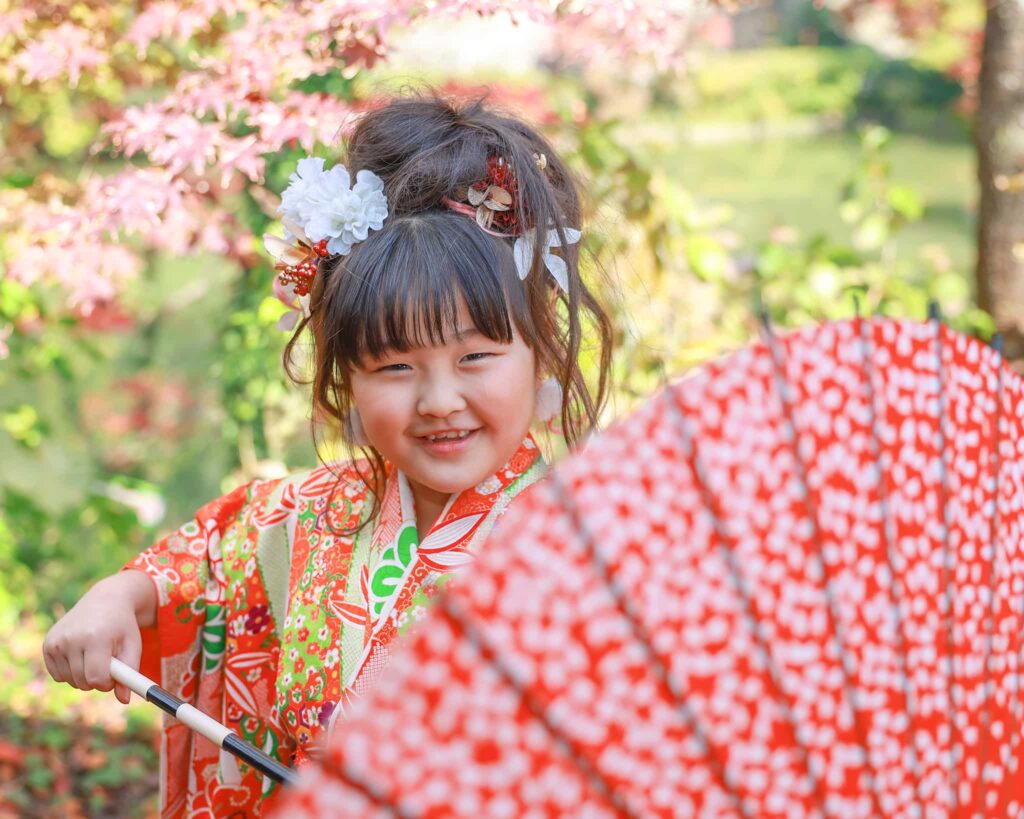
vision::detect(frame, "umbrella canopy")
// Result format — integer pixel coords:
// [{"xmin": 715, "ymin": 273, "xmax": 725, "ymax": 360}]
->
[{"xmin": 276, "ymin": 316, "xmax": 1023, "ymax": 818}]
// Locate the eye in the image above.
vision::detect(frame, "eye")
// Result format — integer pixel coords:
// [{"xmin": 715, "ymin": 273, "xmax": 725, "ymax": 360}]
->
[
  {"xmin": 376, "ymin": 363, "xmax": 411, "ymax": 373},
  {"xmin": 461, "ymin": 352, "xmax": 493, "ymax": 363}
]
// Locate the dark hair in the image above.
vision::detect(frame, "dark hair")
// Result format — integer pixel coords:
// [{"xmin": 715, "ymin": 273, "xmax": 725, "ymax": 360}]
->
[{"xmin": 284, "ymin": 93, "xmax": 613, "ymax": 525}]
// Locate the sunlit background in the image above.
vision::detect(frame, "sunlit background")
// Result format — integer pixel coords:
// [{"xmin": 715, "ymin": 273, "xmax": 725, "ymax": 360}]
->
[{"xmin": 1, "ymin": 0, "xmax": 1012, "ymax": 813}]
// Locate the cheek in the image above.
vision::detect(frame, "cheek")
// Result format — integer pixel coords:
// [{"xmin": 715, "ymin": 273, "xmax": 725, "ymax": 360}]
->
[
  {"xmin": 477, "ymin": 355, "xmax": 537, "ymax": 424},
  {"xmin": 350, "ymin": 379, "xmax": 407, "ymax": 433}
]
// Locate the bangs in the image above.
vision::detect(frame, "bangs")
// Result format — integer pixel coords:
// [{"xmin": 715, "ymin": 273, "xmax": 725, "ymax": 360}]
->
[{"xmin": 324, "ymin": 212, "xmax": 531, "ymax": 369}]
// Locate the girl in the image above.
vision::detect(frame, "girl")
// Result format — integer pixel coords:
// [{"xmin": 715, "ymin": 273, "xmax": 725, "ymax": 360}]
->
[{"xmin": 42, "ymin": 94, "xmax": 612, "ymax": 817}]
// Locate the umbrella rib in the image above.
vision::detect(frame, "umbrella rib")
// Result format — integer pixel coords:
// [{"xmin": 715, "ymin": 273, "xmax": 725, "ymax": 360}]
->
[
  {"xmin": 758, "ymin": 313, "xmax": 884, "ymax": 819},
  {"xmin": 930, "ymin": 305, "xmax": 961, "ymax": 814},
  {"xmin": 1005, "ymin": 348, "xmax": 1024, "ymax": 809},
  {"xmin": 664, "ymin": 384, "xmax": 826, "ymax": 817},
  {"xmin": 541, "ymin": 472, "xmax": 753, "ymax": 819},
  {"xmin": 318, "ymin": 764, "xmax": 420, "ymax": 819},
  {"xmin": 982, "ymin": 334, "xmax": 1012, "ymax": 814},
  {"xmin": 436, "ymin": 591, "xmax": 641, "ymax": 819},
  {"xmin": 308, "ymin": 681, "xmax": 421, "ymax": 817},
  {"xmin": 856, "ymin": 314, "xmax": 926, "ymax": 811}
]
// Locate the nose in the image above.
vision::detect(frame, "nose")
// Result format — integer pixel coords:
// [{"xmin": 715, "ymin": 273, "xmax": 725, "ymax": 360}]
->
[{"xmin": 415, "ymin": 372, "xmax": 468, "ymax": 419}]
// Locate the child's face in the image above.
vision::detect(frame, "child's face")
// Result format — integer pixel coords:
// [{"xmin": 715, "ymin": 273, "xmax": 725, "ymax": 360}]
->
[{"xmin": 349, "ymin": 296, "xmax": 537, "ymax": 512}]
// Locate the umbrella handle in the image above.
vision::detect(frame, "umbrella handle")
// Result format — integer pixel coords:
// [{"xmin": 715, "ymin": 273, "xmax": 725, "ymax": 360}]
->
[{"xmin": 109, "ymin": 657, "xmax": 299, "ymax": 786}]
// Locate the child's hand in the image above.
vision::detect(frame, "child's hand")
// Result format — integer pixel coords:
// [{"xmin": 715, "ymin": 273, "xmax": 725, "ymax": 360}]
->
[{"xmin": 42, "ymin": 569, "xmax": 157, "ymax": 705}]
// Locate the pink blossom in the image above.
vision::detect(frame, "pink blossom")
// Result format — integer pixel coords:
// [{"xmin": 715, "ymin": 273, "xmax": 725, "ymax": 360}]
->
[
  {"xmin": 5, "ymin": 0, "xmax": 715, "ymax": 315},
  {"xmin": 105, "ymin": 104, "xmax": 175, "ymax": 157},
  {"xmin": 123, "ymin": 0, "xmax": 256, "ymax": 55},
  {"xmin": 250, "ymin": 93, "xmax": 355, "ymax": 153},
  {"xmin": 107, "ymin": 107, "xmax": 225, "ymax": 177},
  {"xmin": 0, "ymin": 8, "xmax": 32, "ymax": 41},
  {"xmin": 552, "ymin": 0, "xmax": 703, "ymax": 71},
  {"xmin": 61, "ymin": 243, "xmax": 142, "ymax": 311},
  {"xmin": 197, "ymin": 213, "xmax": 234, "ymax": 255},
  {"xmin": 0, "ymin": 325, "xmax": 11, "ymax": 360},
  {"xmin": 170, "ymin": 75, "xmax": 237, "ymax": 122},
  {"xmin": 14, "ymin": 22, "xmax": 106, "ymax": 86},
  {"xmin": 148, "ymin": 116, "xmax": 224, "ymax": 178},
  {"xmin": 81, "ymin": 167, "xmax": 188, "ymax": 237},
  {"xmin": 124, "ymin": 2, "xmax": 215, "ymax": 56},
  {"xmin": 142, "ymin": 198, "xmax": 202, "ymax": 256},
  {"xmin": 4, "ymin": 242, "xmax": 51, "ymax": 287},
  {"xmin": 218, "ymin": 135, "xmax": 266, "ymax": 187},
  {"xmin": 7, "ymin": 239, "xmax": 140, "ymax": 313}
]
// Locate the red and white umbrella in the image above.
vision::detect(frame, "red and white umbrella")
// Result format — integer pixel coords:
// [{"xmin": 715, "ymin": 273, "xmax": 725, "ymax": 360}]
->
[{"xmin": 277, "ymin": 315, "xmax": 1024, "ymax": 818}]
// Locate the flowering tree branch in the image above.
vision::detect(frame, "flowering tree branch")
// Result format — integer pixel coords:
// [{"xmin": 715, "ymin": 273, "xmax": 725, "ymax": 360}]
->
[{"xmin": 0, "ymin": 0, "xmax": 733, "ymax": 332}]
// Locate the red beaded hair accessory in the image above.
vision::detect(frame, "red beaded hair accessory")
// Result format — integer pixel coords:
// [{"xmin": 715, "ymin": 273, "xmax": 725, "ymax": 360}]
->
[
  {"xmin": 270, "ymin": 223, "xmax": 330, "ymax": 296},
  {"xmin": 442, "ymin": 152, "xmax": 547, "ymax": 238},
  {"xmin": 263, "ymin": 218, "xmax": 330, "ymax": 330}
]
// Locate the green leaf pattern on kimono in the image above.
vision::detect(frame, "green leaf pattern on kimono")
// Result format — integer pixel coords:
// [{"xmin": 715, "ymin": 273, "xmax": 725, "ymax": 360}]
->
[
  {"xmin": 369, "ymin": 524, "xmax": 418, "ymax": 617},
  {"xmin": 201, "ymin": 602, "xmax": 226, "ymax": 672}
]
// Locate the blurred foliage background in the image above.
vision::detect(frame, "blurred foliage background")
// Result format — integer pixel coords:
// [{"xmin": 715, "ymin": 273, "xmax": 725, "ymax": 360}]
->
[{"xmin": 0, "ymin": 0, "xmax": 1007, "ymax": 813}]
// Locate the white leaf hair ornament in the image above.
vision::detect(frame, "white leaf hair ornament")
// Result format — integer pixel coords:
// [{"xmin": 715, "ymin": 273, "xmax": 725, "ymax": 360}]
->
[
  {"xmin": 263, "ymin": 157, "xmax": 389, "ymax": 329},
  {"xmin": 443, "ymin": 154, "xmax": 581, "ymax": 293},
  {"xmin": 513, "ymin": 227, "xmax": 582, "ymax": 293}
]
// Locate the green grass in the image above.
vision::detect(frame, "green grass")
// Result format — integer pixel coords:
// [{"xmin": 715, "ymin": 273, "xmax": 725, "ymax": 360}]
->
[
  {"xmin": 680, "ymin": 46, "xmax": 877, "ymax": 123},
  {"xmin": 643, "ymin": 130, "xmax": 976, "ymax": 276}
]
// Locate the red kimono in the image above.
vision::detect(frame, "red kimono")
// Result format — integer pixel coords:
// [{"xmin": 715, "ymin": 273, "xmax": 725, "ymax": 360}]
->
[{"xmin": 127, "ymin": 437, "xmax": 545, "ymax": 817}]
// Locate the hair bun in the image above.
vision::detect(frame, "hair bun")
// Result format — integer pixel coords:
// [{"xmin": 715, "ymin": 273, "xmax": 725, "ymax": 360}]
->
[{"xmin": 345, "ymin": 94, "xmax": 578, "ymax": 228}]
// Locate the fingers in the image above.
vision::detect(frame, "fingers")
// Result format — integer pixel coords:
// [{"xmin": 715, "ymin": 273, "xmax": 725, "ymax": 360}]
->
[
  {"xmin": 41, "ymin": 579, "xmax": 146, "ymax": 700},
  {"xmin": 42, "ymin": 623, "xmax": 120, "ymax": 695},
  {"xmin": 43, "ymin": 634, "xmax": 96, "ymax": 692},
  {"xmin": 70, "ymin": 646, "xmax": 88, "ymax": 690},
  {"xmin": 113, "ymin": 626, "xmax": 143, "ymax": 705},
  {"xmin": 42, "ymin": 634, "xmax": 73, "ymax": 687},
  {"xmin": 113, "ymin": 680, "xmax": 132, "ymax": 705},
  {"xmin": 83, "ymin": 643, "xmax": 116, "ymax": 693}
]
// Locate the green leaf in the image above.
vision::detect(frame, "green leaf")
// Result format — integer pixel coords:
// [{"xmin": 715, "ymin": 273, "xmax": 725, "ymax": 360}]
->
[
  {"xmin": 37, "ymin": 723, "xmax": 71, "ymax": 750},
  {"xmin": 24, "ymin": 756, "xmax": 54, "ymax": 790},
  {"xmin": 684, "ymin": 235, "xmax": 730, "ymax": 282},
  {"xmin": 257, "ymin": 296, "xmax": 288, "ymax": 326},
  {"xmin": 2, "ymin": 405, "xmax": 44, "ymax": 448},
  {"xmin": 860, "ymin": 124, "xmax": 892, "ymax": 152},
  {"xmin": 838, "ymin": 199, "xmax": 863, "ymax": 224},
  {"xmin": 755, "ymin": 243, "xmax": 790, "ymax": 279},
  {"xmin": 852, "ymin": 213, "xmax": 890, "ymax": 251},
  {"xmin": 887, "ymin": 184, "xmax": 924, "ymax": 221}
]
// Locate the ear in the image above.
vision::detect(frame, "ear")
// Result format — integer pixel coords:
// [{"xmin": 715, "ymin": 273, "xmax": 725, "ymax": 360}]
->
[
  {"xmin": 547, "ymin": 280, "xmax": 561, "ymax": 308},
  {"xmin": 533, "ymin": 354, "xmax": 545, "ymax": 387},
  {"xmin": 535, "ymin": 288, "xmax": 561, "ymax": 386}
]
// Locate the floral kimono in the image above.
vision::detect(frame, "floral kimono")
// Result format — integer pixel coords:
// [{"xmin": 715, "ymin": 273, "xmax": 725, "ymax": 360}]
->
[{"xmin": 127, "ymin": 437, "xmax": 545, "ymax": 818}]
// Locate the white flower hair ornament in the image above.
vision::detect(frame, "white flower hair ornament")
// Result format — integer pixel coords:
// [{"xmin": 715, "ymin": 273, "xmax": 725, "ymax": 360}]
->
[{"xmin": 263, "ymin": 157, "xmax": 388, "ymax": 330}]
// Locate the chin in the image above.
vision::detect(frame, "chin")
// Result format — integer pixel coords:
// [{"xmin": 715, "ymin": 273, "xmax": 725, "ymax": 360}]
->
[
  {"xmin": 424, "ymin": 474, "xmax": 486, "ymax": 495},
  {"xmin": 410, "ymin": 462, "xmax": 493, "ymax": 495}
]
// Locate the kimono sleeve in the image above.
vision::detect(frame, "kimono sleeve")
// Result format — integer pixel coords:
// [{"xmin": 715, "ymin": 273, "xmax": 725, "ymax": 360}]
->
[{"xmin": 124, "ymin": 481, "xmax": 258, "ymax": 687}]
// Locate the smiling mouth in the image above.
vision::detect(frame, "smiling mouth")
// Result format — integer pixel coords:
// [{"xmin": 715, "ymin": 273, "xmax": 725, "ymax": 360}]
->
[{"xmin": 420, "ymin": 429, "xmax": 476, "ymax": 443}]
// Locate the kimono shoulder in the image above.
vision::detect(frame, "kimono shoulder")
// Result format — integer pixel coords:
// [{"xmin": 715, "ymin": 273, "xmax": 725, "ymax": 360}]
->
[{"xmin": 125, "ymin": 460, "xmax": 373, "ymax": 683}]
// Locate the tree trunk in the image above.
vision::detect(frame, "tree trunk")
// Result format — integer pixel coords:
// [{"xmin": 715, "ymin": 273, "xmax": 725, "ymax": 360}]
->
[{"xmin": 975, "ymin": 0, "xmax": 1024, "ymax": 360}]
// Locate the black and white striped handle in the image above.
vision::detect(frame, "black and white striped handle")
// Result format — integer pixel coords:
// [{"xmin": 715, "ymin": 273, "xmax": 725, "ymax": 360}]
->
[{"xmin": 110, "ymin": 657, "xmax": 299, "ymax": 786}]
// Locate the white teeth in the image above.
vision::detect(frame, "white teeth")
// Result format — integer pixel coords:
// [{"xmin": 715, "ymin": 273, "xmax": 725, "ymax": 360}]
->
[{"xmin": 425, "ymin": 430, "xmax": 471, "ymax": 442}]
